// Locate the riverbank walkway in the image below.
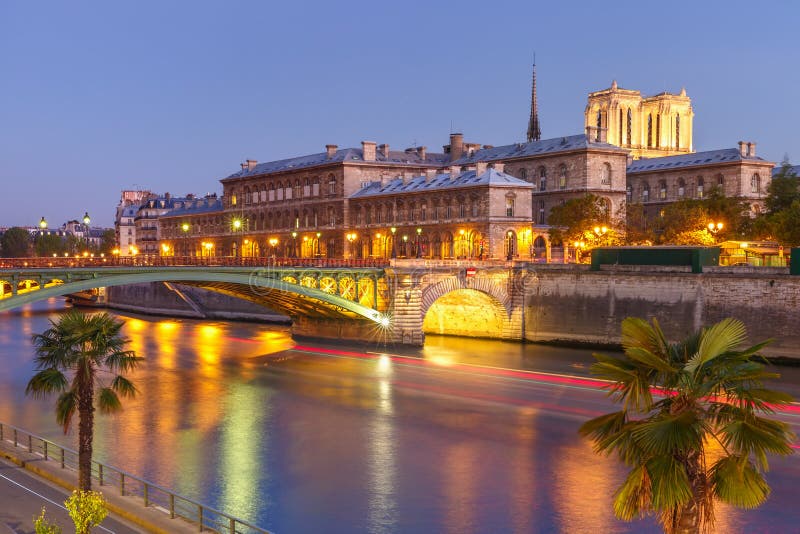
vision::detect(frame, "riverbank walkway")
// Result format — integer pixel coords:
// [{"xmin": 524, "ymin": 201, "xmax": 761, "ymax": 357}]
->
[{"xmin": 0, "ymin": 423, "xmax": 265, "ymax": 533}]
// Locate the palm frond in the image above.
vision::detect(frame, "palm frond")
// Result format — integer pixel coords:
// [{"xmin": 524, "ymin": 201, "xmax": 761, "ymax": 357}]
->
[
  {"xmin": 710, "ymin": 455, "xmax": 770, "ymax": 509},
  {"xmin": 646, "ymin": 455, "xmax": 693, "ymax": 512},
  {"xmin": 97, "ymin": 387, "xmax": 122, "ymax": 414},
  {"xmin": 110, "ymin": 375, "xmax": 138, "ymax": 398},
  {"xmin": 55, "ymin": 390, "xmax": 77, "ymax": 433},
  {"xmin": 613, "ymin": 465, "xmax": 652, "ymax": 521},
  {"xmin": 685, "ymin": 318, "xmax": 747, "ymax": 374},
  {"xmin": 25, "ymin": 368, "xmax": 68, "ymax": 398},
  {"xmin": 720, "ymin": 417, "xmax": 795, "ymax": 470},
  {"xmin": 631, "ymin": 410, "xmax": 703, "ymax": 457}
]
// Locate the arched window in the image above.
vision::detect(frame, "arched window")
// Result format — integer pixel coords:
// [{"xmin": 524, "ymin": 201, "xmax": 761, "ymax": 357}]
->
[
  {"xmin": 600, "ymin": 163, "xmax": 611, "ymax": 185},
  {"xmin": 751, "ymin": 174, "xmax": 761, "ymax": 193},
  {"xmin": 284, "ymin": 182, "xmax": 292, "ymax": 200},
  {"xmin": 656, "ymin": 114, "xmax": 661, "ymax": 148},
  {"xmin": 626, "ymin": 109, "xmax": 632, "ymax": 146},
  {"xmin": 539, "ymin": 167, "xmax": 547, "ymax": 191},
  {"xmin": 717, "ymin": 174, "xmax": 725, "ymax": 188},
  {"xmin": 327, "ymin": 175, "xmax": 337, "ymax": 196},
  {"xmin": 294, "ymin": 180, "xmax": 302, "ymax": 199},
  {"xmin": 558, "ymin": 165, "xmax": 567, "ymax": 189},
  {"xmin": 697, "ymin": 177, "xmax": 705, "ymax": 199},
  {"xmin": 276, "ymin": 182, "xmax": 283, "ymax": 201},
  {"xmin": 647, "ymin": 114, "xmax": 653, "ymax": 147},
  {"xmin": 505, "ymin": 195, "xmax": 516, "ymax": 217},
  {"xmin": 269, "ymin": 183, "xmax": 275, "ymax": 202},
  {"xmin": 596, "ymin": 109, "xmax": 602, "ymax": 129},
  {"xmin": 618, "ymin": 108, "xmax": 623, "ymax": 144},
  {"xmin": 420, "ymin": 204, "xmax": 427, "ymax": 221},
  {"xmin": 519, "ymin": 168, "xmax": 527, "ymax": 182},
  {"xmin": 677, "ymin": 178, "xmax": 686, "ymax": 198},
  {"xmin": 659, "ymin": 180, "xmax": 667, "ymax": 200},
  {"xmin": 641, "ymin": 183, "xmax": 650, "ymax": 202},
  {"xmin": 675, "ymin": 114, "xmax": 680, "ymax": 148}
]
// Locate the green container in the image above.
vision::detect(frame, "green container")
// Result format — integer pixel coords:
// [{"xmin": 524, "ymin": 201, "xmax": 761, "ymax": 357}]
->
[
  {"xmin": 791, "ymin": 248, "xmax": 800, "ymax": 275},
  {"xmin": 590, "ymin": 247, "xmax": 720, "ymax": 273}
]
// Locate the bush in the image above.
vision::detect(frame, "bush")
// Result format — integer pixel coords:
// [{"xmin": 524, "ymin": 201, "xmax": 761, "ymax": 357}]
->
[
  {"xmin": 33, "ymin": 507, "xmax": 62, "ymax": 534},
  {"xmin": 64, "ymin": 490, "xmax": 108, "ymax": 534}
]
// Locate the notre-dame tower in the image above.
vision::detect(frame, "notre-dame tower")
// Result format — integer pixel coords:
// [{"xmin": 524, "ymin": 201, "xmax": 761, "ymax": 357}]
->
[{"xmin": 584, "ymin": 80, "xmax": 694, "ymax": 159}]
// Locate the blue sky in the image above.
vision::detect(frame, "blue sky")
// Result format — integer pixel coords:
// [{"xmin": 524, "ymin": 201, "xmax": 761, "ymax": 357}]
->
[{"xmin": 1, "ymin": 1, "xmax": 798, "ymax": 227}]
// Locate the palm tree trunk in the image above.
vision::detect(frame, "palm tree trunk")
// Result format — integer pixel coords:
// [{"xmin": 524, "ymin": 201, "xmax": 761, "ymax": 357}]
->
[{"xmin": 78, "ymin": 374, "xmax": 94, "ymax": 491}]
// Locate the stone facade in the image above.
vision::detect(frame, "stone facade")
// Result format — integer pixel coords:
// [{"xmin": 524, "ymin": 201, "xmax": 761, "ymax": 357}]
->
[{"xmin": 585, "ymin": 81, "xmax": 694, "ymax": 159}]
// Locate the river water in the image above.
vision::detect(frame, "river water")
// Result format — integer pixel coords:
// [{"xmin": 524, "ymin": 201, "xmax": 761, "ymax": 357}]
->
[{"xmin": 1, "ymin": 299, "xmax": 799, "ymax": 533}]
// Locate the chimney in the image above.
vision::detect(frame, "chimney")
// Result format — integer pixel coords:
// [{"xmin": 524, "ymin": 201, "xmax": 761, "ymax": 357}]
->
[
  {"xmin": 240, "ymin": 163, "xmax": 247, "ymax": 171},
  {"xmin": 378, "ymin": 143, "xmax": 390, "ymax": 158},
  {"xmin": 493, "ymin": 162, "xmax": 505, "ymax": 173},
  {"xmin": 483, "ymin": 144, "xmax": 494, "ymax": 149},
  {"xmin": 416, "ymin": 146, "xmax": 426, "ymax": 160},
  {"xmin": 746, "ymin": 142, "xmax": 756, "ymax": 157},
  {"xmin": 475, "ymin": 162, "xmax": 488, "ymax": 175},
  {"xmin": 401, "ymin": 173, "xmax": 409, "ymax": 185},
  {"xmin": 361, "ymin": 141, "xmax": 377, "ymax": 161},
  {"xmin": 426, "ymin": 169, "xmax": 438, "ymax": 182},
  {"xmin": 326, "ymin": 144, "xmax": 338, "ymax": 159},
  {"xmin": 246, "ymin": 159, "xmax": 258, "ymax": 171},
  {"xmin": 449, "ymin": 133, "xmax": 464, "ymax": 161}
]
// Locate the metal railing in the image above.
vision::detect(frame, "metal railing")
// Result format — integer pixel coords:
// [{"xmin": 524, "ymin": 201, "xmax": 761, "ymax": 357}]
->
[
  {"xmin": 0, "ymin": 256, "xmax": 389, "ymax": 270},
  {"xmin": 0, "ymin": 422, "xmax": 270, "ymax": 533}
]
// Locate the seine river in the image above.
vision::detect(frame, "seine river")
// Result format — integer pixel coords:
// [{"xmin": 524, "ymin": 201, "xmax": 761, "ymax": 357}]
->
[{"xmin": 1, "ymin": 299, "xmax": 799, "ymax": 533}]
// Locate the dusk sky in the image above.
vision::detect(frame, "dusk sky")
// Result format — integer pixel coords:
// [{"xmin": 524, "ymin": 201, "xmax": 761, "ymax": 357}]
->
[{"xmin": 2, "ymin": 1, "xmax": 798, "ymax": 227}]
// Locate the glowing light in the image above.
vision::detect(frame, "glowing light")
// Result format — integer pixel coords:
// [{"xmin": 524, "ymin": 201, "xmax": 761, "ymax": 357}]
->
[
  {"xmin": 181, "ymin": 223, "xmax": 190, "ymax": 232},
  {"xmin": 232, "ymin": 219, "xmax": 242, "ymax": 230}
]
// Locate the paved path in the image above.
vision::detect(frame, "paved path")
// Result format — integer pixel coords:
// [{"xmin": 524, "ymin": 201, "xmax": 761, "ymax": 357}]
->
[{"xmin": 0, "ymin": 456, "xmax": 141, "ymax": 534}]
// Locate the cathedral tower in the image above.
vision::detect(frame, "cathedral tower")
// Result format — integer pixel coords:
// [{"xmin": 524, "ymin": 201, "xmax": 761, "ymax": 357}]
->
[
  {"xmin": 585, "ymin": 81, "xmax": 693, "ymax": 159},
  {"xmin": 527, "ymin": 60, "xmax": 541, "ymax": 142}
]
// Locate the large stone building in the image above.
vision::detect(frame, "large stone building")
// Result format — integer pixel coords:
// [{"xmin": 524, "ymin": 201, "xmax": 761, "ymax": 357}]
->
[
  {"xmin": 151, "ymin": 68, "xmax": 775, "ymax": 260},
  {"xmin": 585, "ymin": 81, "xmax": 693, "ymax": 159}
]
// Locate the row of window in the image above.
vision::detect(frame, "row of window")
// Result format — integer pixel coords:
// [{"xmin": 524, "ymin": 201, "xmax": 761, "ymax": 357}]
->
[
  {"xmin": 230, "ymin": 175, "xmax": 339, "ymax": 206},
  {"xmin": 511, "ymin": 163, "xmax": 613, "ymax": 191},
  {"xmin": 628, "ymin": 174, "xmax": 761, "ymax": 202}
]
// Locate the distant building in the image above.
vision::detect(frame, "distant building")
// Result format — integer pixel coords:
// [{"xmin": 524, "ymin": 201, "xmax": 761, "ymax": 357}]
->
[{"xmin": 115, "ymin": 190, "xmax": 150, "ymax": 255}]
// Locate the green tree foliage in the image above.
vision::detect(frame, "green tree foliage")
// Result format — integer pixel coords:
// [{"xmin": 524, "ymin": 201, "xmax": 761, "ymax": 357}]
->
[
  {"xmin": 580, "ymin": 317, "xmax": 794, "ymax": 534},
  {"xmin": 64, "ymin": 491, "xmax": 108, "ymax": 534},
  {"xmin": 768, "ymin": 200, "xmax": 800, "ymax": 246},
  {"xmin": 650, "ymin": 189, "xmax": 752, "ymax": 244},
  {"xmin": 548, "ymin": 194, "xmax": 619, "ymax": 245},
  {"xmin": 99, "ymin": 229, "xmax": 117, "ymax": 255},
  {"xmin": 1, "ymin": 227, "xmax": 31, "ymax": 257},
  {"xmin": 34, "ymin": 233, "xmax": 67, "ymax": 257},
  {"xmin": 26, "ymin": 311, "xmax": 141, "ymax": 490},
  {"xmin": 624, "ymin": 203, "xmax": 655, "ymax": 245},
  {"xmin": 765, "ymin": 157, "xmax": 799, "ymax": 214}
]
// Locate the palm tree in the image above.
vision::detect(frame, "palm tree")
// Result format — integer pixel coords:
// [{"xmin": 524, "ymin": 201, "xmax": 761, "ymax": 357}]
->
[
  {"xmin": 579, "ymin": 317, "xmax": 795, "ymax": 534},
  {"xmin": 26, "ymin": 310, "xmax": 141, "ymax": 491}
]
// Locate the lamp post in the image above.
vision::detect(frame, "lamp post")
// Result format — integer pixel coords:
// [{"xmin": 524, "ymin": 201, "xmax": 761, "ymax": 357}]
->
[
  {"xmin": 181, "ymin": 222, "xmax": 190, "ymax": 257},
  {"xmin": 315, "ymin": 232, "xmax": 321, "ymax": 257},
  {"xmin": 707, "ymin": 221, "xmax": 723, "ymax": 237},
  {"xmin": 232, "ymin": 218, "xmax": 242, "ymax": 258},
  {"xmin": 269, "ymin": 237, "xmax": 278, "ymax": 258},
  {"xmin": 291, "ymin": 231, "xmax": 297, "ymax": 258},
  {"xmin": 416, "ymin": 227, "xmax": 422, "ymax": 258},
  {"xmin": 83, "ymin": 212, "xmax": 91, "ymax": 226},
  {"xmin": 390, "ymin": 227, "xmax": 397, "ymax": 259},
  {"xmin": 507, "ymin": 231, "xmax": 514, "ymax": 261},
  {"xmin": 593, "ymin": 225, "xmax": 608, "ymax": 247},
  {"xmin": 346, "ymin": 232, "xmax": 357, "ymax": 259},
  {"xmin": 39, "ymin": 217, "xmax": 48, "ymax": 230},
  {"xmin": 402, "ymin": 234, "xmax": 408, "ymax": 258}
]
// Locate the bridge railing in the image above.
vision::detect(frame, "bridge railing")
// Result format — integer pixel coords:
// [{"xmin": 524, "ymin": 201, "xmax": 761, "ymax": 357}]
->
[
  {"xmin": 0, "ymin": 256, "xmax": 389, "ymax": 270},
  {"xmin": 0, "ymin": 421, "xmax": 270, "ymax": 533}
]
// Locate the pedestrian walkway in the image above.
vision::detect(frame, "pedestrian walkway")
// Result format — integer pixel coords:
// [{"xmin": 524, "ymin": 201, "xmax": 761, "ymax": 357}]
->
[{"xmin": 0, "ymin": 440, "xmax": 198, "ymax": 534}]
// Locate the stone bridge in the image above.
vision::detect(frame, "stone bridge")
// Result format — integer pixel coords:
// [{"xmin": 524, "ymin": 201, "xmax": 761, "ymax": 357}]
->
[{"xmin": 2, "ymin": 258, "xmax": 800, "ymax": 356}]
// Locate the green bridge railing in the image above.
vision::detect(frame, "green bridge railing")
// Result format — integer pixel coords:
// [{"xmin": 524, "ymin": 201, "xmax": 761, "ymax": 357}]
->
[{"xmin": 0, "ymin": 422, "xmax": 270, "ymax": 533}]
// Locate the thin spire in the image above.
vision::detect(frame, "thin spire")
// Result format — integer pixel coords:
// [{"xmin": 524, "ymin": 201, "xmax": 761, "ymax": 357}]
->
[{"xmin": 527, "ymin": 56, "xmax": 541, "ymax": 143}]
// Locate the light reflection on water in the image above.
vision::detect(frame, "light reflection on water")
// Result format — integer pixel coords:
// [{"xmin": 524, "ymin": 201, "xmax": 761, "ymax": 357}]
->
[{"xmin": 0, "ymin": 300, "xmax": 798, "ymax": 533}]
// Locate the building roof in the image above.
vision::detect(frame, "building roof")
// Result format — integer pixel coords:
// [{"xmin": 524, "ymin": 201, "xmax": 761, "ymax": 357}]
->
[
  {"xmin": 161, "ymin": 197, "xmax": 224, "ymax": 218},
  {"xmin": 772, "ymin": 164, "xmax": 799, "ymax": 177},
  {"xmin": 223, "ymin": 147, "xmax": 448, "ymax": 181},
  {"xmin": 628, "ymin": 148, "xmax": 770, "ymax": 174},
  {"xmin": 450, "ymin": 134, "xmax": 625, "ymax": 166},
  {"xmin": 349, "ymin": 168, "xmax": 533, "ymax": 198}
]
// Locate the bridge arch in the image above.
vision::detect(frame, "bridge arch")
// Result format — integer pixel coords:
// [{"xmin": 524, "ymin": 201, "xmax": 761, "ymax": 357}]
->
[
  {"xmin": 420, "ymin": 275, "xmax": 511, "ymax": 317},
  {"xmin": 420, "ymin": 275, "xmax": 512, "ymax": 339},
  {"xmin": 0, "ymin": 270, "xmax": 386, "ymax": 324}
]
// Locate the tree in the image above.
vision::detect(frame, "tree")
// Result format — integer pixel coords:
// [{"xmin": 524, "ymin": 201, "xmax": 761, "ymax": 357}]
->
[
  {"xmin": 549, "ymin": 194, "xmax": 617, "ymax": 245},
  {"xmin": 98, "ymin": 229, "xmax": 117, "ymax": 255},
  {"xmin": 1, "ymin": 227, "xmax": 31, "ymax": 257},
  {"xmin": 765, "ymin": 157, "xmax": 799, "ymax": 214},
  {"xmin": 624, "ymin": 203, "xmax": 655, "ymax": 245},
  {"xmin": 34, "ymin": 233, "xmax": 66, "ymax": 257},
  {"xmin": 769, "ymin": 200, "xmax": 800, "ymax": 246},
  {"xmin": 26, "ymin": 311, "xmax": 141, "ymax": 490},
  {"xmin": 65, "ymin": 490, "xmax": 108, "ymax": 534},
  {"xmin": 579, "ymin": 317, "xmax": 794, "ymax": 534}
]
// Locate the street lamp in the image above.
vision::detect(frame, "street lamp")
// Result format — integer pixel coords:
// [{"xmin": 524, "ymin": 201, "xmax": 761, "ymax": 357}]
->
[
  {"xmin": 269, "ymin": 237, "xmax": 278, "ymax": 258},
  {"xmin": 83, "ymin": 212, "xmax": 91, "ymax": 226},
  {"xmin": 39, "ymin": 217, "xmax": 48, "ymax": 230},
  {"xmin": 232, "ymin": 218, "xmax": 242, "ymax": 258},
  {"xmin": 593, "ymin": 225, "xmax": 608, "ymax": 247},
  {"xmin": 346, "ymin": 232, "xmax": 357, "ymax": 259},
  {"xmin": 181, "ymin": 222, "xmax": 190, "ymax": 257},
  {"xmin": 707, "ymin": 222, "xmax": 723, "ymax": 233},
  {"xmin": 376, "ymin": 233, "xmax": 382, "ymax": 259},
  {"xmin": 316, "ymin": 232, "xmax": 321, "ymax": 257},
  {"xmin": 507, "ymin": 230, "xmax": 514, "ymax": 261},
  {"xmin": 416, "ymin": 227, "xmax": 422, "ymax": 258},
  {"xmin": 291, "ymin": 231, "xmax": 298, "ymax": 258},
  {"xmin": 402, "ymin": 234, "xmax": 408, "ymax": 258},
  {"xmin": 390, "ymin": 227, "xmax": 397, "ymax": 259},
  {"xmin": 458, "ymin": 229, "xmax": 465, "ymax": 259}
]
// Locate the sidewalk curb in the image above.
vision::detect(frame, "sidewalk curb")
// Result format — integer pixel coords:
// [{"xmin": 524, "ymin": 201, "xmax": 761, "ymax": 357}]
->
[{"xmin": 0, "ymin": 446, "xmax": 189, "ymax": 534}]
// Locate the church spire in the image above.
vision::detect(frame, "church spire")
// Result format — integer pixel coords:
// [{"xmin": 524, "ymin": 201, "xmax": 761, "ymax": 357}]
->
[{"xmin": 527, "ymin": 57, "xmax": 541, "ymax": 143}]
